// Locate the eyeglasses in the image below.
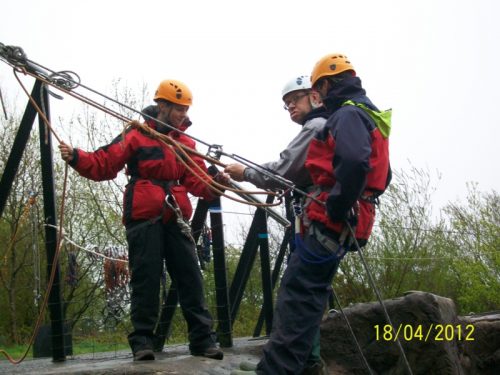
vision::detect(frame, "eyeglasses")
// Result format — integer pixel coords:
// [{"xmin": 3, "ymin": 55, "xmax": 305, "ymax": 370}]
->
[{"xmin": 283, "ymin": 92, "xmax": 310, "ymax": 110}]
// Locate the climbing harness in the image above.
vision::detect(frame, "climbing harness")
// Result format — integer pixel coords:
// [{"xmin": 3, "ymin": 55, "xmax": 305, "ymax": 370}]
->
[
  {"xmin": 291, "ymin": 189, "xmax": 351, "ymax": 264},
  {"xmin": 294, "ymin": 226, "xmax": 346, "ymax": 264}
]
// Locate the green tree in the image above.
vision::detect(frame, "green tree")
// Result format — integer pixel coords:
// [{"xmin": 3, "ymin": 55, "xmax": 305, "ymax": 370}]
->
[
  {"xmin": 443, "ymin": 184, "xmax": 500, "ymax": 313},
  {"xmin": 0, "ymin": 109, "xmax": 43, "ymax": 343}
]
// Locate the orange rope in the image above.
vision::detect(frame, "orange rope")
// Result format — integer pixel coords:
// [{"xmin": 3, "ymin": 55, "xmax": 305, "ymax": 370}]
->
[
  {"xmin": 0, "ymin": 164, "xmax": 69, "ymax": 364},
  {"xmin": 13, "ymin": 68, "xmax": 62, "ymax": 144},
  {"xmin": 14, "ymin": 67, "xmax": 284, "ymax": 207},
  {"xmin": 128, "ymin": 121, "xmax": 283, "ymax": 207}
]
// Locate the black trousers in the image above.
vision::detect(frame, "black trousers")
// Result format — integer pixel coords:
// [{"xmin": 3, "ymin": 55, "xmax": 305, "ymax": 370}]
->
[
  {"xmin": 126, "ymin": 219, "xmax": 215, "ymax": 353},
  {"xmin": 256, "ymin": 229, "xmax": 342, "ymax": 374}
]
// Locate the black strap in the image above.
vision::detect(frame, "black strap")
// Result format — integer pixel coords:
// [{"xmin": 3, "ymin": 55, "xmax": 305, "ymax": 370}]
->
[{"xmin": 125, "ymin": 216, "xmax": 162, "ymax": 235}]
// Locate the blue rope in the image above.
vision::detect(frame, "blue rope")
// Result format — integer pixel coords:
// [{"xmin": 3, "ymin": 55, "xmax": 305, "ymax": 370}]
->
[{"xmin": 294, "ymin": 233, "xmax": 346, "ymax": 264}]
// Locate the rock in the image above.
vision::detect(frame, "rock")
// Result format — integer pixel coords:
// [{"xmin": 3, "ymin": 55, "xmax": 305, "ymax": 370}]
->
[{"xmin": 320, "ymin": 291, "xmax": 500, "ymax": 374}]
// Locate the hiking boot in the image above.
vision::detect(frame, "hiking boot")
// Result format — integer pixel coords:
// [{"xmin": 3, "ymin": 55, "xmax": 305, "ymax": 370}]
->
[
  {"xmin": 301, "ymin": 358, "xmax": 328, "ymax": 375},
  {"xmin": 239, "ymin": 361, "xmax": 258, "ymax": 371},
  {"xmin": 191, "ymin": 346, "xmax": 224, "ymax": 360},
  {"xmin": 133, "ymin": 348, "xmax": 155, "ymax": 361}
]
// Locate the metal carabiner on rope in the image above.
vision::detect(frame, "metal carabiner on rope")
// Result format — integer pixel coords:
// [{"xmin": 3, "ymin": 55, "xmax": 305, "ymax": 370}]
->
[
  {"xmin": 164, "ymin": 193, "xmax": 195, "ymax": 243},
  {"xmin": 207, "ymin": 144, "xmax": 223, "ymax": 161}
]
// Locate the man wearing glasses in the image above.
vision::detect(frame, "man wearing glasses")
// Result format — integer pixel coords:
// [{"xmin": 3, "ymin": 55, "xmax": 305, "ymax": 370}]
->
[
  {"xmin": 231, "ymin": 54, "xmax": 391, "ymax": 374},
  {"xmin": 225, "ymin": 75, "xmax": 330, "ymax": 375},
  {"xmin": 224, "ymin": 75, "xmax": 328, "ymax": 191}
]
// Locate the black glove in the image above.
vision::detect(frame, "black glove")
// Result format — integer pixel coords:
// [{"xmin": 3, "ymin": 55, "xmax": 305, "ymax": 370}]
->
[
  {"xmin": 207, "ymin": 165, "xmax": 219, "ymax": 177},
  {"xmin": 207, "ymin": 165, "xmax": 227, "ymax": 195},
  {"xmin": 326, "ymin": 195, "xmax": 349, "ymax": 222},
  {"xmin": 326, "ymin": 195, "xmax": 359, "ymax": 228}
]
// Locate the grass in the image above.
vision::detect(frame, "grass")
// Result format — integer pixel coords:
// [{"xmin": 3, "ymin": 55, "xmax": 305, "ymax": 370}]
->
[{"xmin": 0, "ymin": 336, "xmax": 129, "ymax": 361}]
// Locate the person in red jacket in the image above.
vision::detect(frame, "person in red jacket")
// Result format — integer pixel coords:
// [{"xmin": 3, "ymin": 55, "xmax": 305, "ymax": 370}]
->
[
  {"xmin": 233, "ymin": 54, "xmax": 391, "ymax": 375},
  {"xmin": 59, "ymin": 79, "xmax": 224, "ymax": 361}
]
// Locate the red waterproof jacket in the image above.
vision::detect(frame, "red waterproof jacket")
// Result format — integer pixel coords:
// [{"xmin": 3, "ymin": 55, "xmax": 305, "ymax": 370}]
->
[
  {"xmin": 69, "ymin": 116, "xmax": 216, "ymax": 225},
  {"xmin": 304, "ymin": 76, "xmax": 391, "ymax": 245}
]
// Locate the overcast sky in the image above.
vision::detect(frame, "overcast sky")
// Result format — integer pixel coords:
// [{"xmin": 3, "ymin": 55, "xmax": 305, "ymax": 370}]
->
[{"xmin": 1, "ymin": 0, "xmax": 499, "ymax": 234}]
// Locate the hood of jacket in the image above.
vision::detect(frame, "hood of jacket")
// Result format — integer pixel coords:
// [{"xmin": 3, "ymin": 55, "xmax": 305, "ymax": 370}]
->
[{"xmin": 323, "ymin": 76, "xmax": 367, "ymax": 112}]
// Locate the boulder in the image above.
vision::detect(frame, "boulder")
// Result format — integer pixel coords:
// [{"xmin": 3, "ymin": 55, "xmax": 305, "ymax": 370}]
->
[{"xmin": 320, "ymin": 291, "xmax": 500, "ymax": 374}]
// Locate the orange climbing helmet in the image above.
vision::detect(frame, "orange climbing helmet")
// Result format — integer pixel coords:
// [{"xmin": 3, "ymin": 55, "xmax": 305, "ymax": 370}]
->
[
  {"xmin": 154, "ymin": 79, "xmax": 193, "ymax": 106},
  {"xmin": 310, "ymin": 53, "xmax": 355, "ymax": 87}
]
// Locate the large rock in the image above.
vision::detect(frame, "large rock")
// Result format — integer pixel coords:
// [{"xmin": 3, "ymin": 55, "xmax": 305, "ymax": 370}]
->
[{"xmin": 320, "ymin": 291, "xmax": 500, "ymax": 374}]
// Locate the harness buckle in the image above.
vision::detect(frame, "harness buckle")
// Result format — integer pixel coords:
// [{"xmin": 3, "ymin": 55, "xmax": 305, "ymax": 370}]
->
[{"xmin": 308, "ymin": 224, "xmax": 346, "ymax": 259}]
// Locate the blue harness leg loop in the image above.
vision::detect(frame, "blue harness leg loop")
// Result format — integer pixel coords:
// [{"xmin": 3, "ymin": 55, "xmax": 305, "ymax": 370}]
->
[{"xmin": 294, "ymin": 224, "xmax": 346, "ymax": 264}]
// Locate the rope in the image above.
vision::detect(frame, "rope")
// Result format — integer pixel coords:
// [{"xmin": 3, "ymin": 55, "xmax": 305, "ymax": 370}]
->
[
  {"xmin": 0, "ymin": 165, "xmax": 69, "ymax": 364},
  {"xmin": 13, "ymin": 68, "xmax": 62, "ymax": 144},
  {"xmin": 1, "ymin": 45, "xmax": 405, "ymax": 371},
  {"xmin": 330, "ymin": 288, "xmax": 375, "ymax": 375},
  {"xmin": 346, "ymin": 221, "xmax": 414, "ymax": 375},
  {"xmin": 12, "ymin": 63, "xmax": 285, "ymax": 208},
  {"xmin": 1, "ymin": 47, "xmax": 312, "ymax": 204},
  {"xmin": 44, "ymin": 224, "xmax": 128, "ymax": 264}
]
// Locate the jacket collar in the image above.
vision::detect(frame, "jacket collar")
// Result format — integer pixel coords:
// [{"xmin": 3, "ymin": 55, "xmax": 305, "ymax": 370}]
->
[{"xmin": 302, "ymin": 106, "xmax": 330, "ymax": 125}]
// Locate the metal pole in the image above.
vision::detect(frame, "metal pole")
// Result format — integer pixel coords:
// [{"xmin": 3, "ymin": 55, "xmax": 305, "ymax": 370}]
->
[
  {"xmin": 253, "ymin": 226, "xmax": 290, "ymax": 337},
  {"xmin": 37, "ymin": 82, "xmax": 66, "ymax": 362},
  {"xmin": 209, "ymin": 198, "xmax": 233, "ymax": 347},
  {"xmin": 228, "ymin": 213, "xmax": 261, "ymax": 323},
  {"xmin": 257, "ymin": 195, "xmax": 274, "ymax": 335},
  {"xmin": 0, "ymin": 80, "xmax": 40, "ymax": 217}
]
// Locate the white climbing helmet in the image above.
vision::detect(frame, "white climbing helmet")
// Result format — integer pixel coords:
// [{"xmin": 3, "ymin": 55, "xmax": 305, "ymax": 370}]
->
[{"xmin": 281, "ymin": 75, "xmax": 311, "ymax": 100}]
